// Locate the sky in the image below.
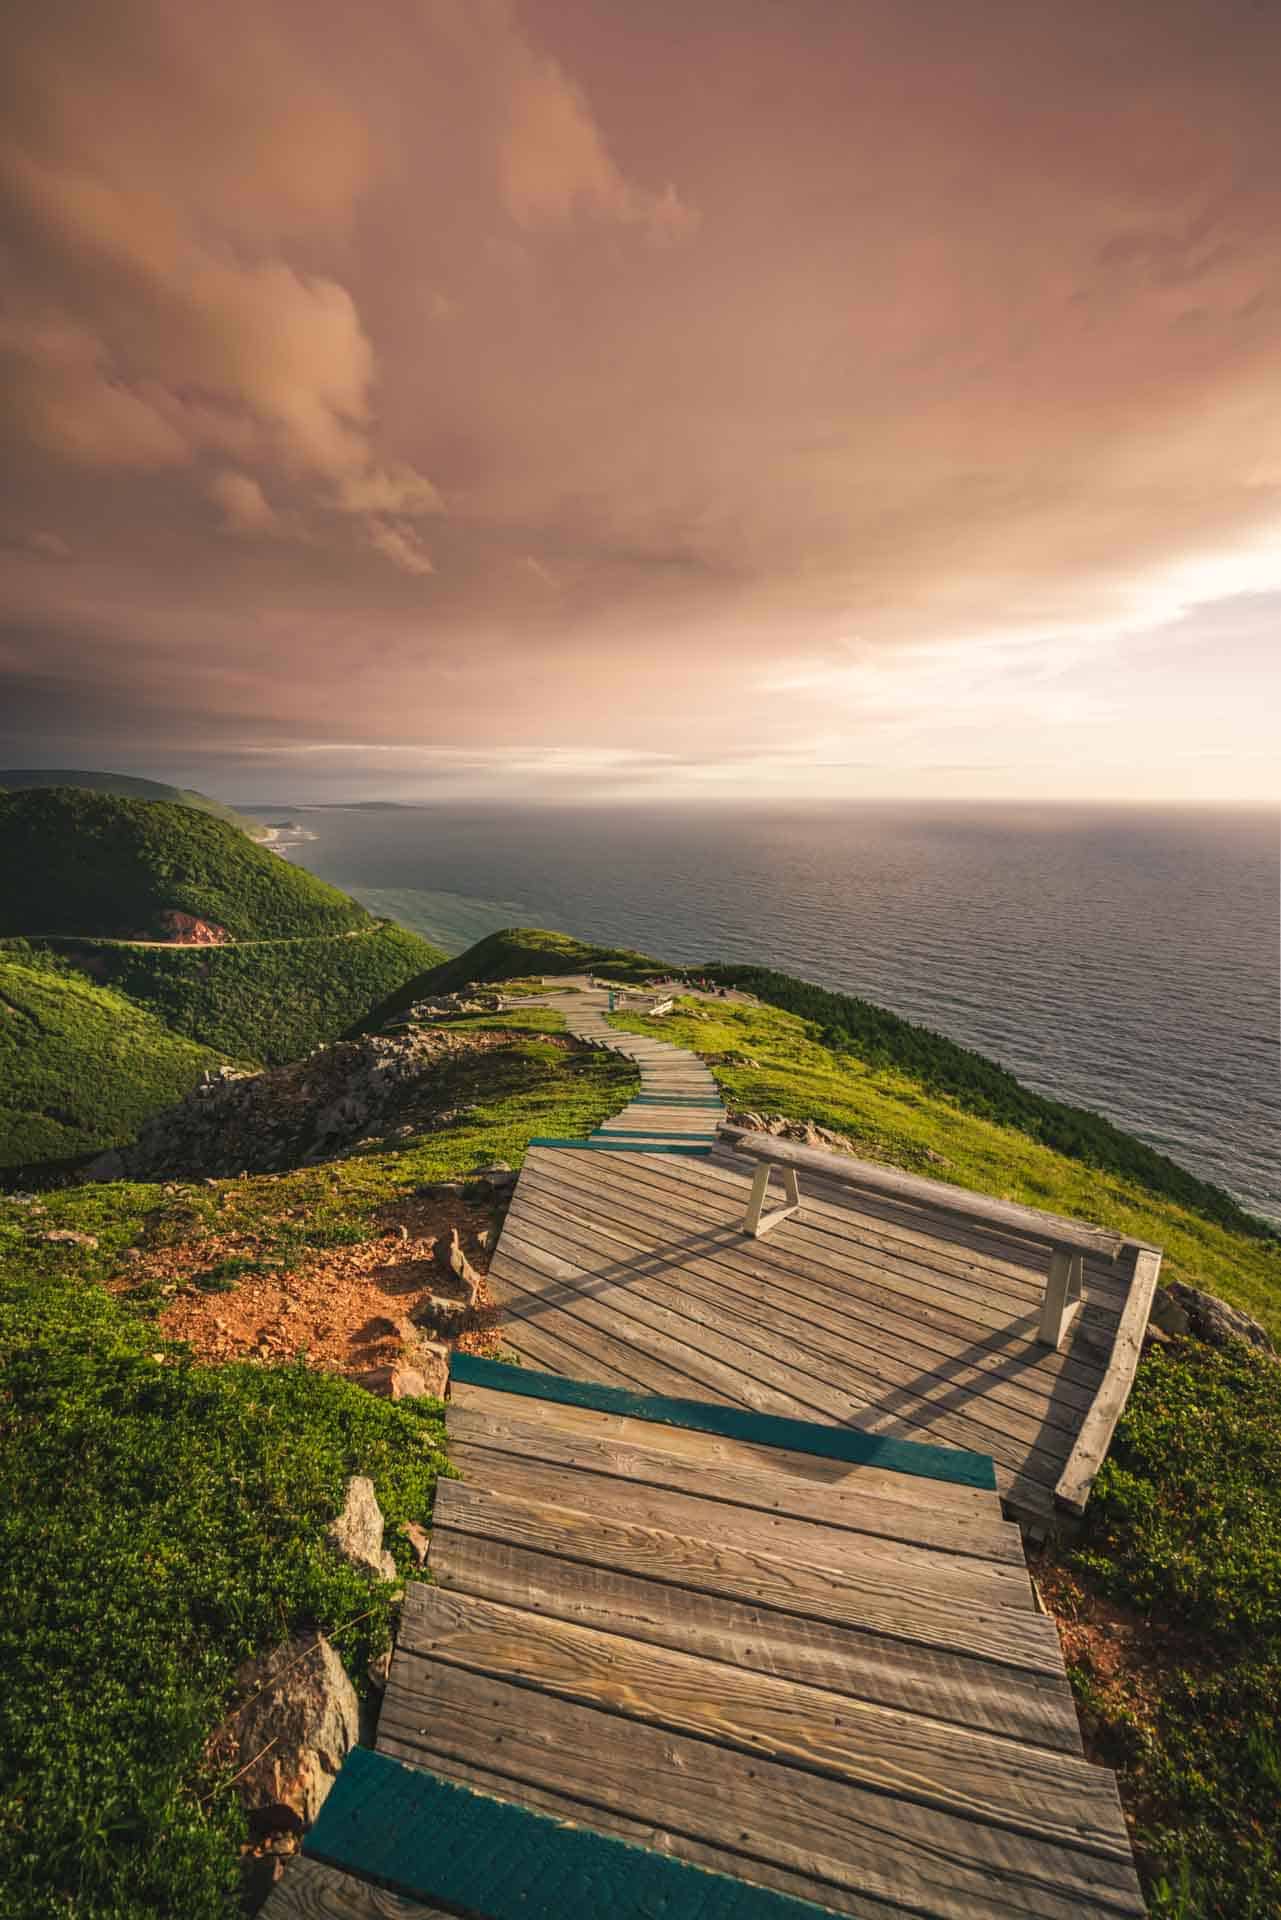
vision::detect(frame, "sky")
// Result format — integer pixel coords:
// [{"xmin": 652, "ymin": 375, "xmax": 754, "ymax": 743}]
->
[{"xmin": 1, "ymin": 0, "xmax": 1278, "ymax": 807}]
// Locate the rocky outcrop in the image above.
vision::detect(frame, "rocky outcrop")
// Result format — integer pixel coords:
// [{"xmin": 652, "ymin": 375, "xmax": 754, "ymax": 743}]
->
[
  {"xmin": 1163, "ymin": 1282, "xmax": 1273, "ymax": 1354},
  {"xmin": 380, "ymin": 990, "xmax": 507, "ymax": 1030},
  {"xmin": 136, "ymin": 909, "xmax": 231, "ymax": 944},
  {"xmin": 324, "ymin": 1475, "xmax": 398, "ymax": 1581},
  {"xmin": 84, "ymin": 1023, "xmax": 529, "ymax": 1179},
  {"xmin": 207, "ymin": 1630, "xmax": 358, "ymax": 1834},
  {"xmin": 727, "ymin": 1110, "xmax": 949, "ymax": 1169}
]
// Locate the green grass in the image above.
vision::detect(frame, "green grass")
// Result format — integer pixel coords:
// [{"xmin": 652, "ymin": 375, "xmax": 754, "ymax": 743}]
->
[
  {"xmin": 701, "ymin": 962, "xmax": 1273, "ymax": 1242},
  {"xmin": 0, "ymin": 1027, "xmax": 634, "ymax": 1917},
  {"xmin": 0, "ymin": 789, "xmax": 372, "ymax": 941},
  {"xmin": 0, "ymin": 957, "xmax": 224, "ymax": 1169},
  {"xmin": 8, "ymin": 924, "xmax": 445, "ymax": 1066},
  {"xmin": 611, "ymin": 996, "xmax": 1281, "ymax": 1337},
  {"xmin": 1062, "ymin": 1339, "xmax": 1281, "ymax": 1917}
]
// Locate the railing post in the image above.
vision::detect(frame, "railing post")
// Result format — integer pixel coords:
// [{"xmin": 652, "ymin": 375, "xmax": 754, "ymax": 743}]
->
[{"xmin": 1039, "ymin": 1248, "xmax": 1084, "ymax": 1348}]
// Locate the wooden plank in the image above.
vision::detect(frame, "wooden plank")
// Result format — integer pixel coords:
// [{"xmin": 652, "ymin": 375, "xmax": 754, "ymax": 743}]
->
[
  {"xmin": 446, "ymin": 1378, "xmax": 998, "ymax": 1515},
  {"xmin": 432, "ymin": 1481, "xmax": 1064, "ymax": 1674},
  {"xmin": 487, "ymin": 1282, "xmax": 728, "ymax": 1403},
  {"xmin": 718, "ymin": 1130, "xmax": 1128, "ymax": 1261},
  {"xmin": 622, "ymin": 1146, "xmax": 1129, "ymax": 1319},
  {"xmin": 1056, "ymin": 1248, "xmax": 1162, "ymax": 1515},
  {"xmin": 525, "ymin": 1138, "xmax": 714, "ymax": 1156},
  {"xmin": 260, "ymin": 1856, "xmax": 448, "ymax": 1919},
  {"xmin": 378, "ymin": 1657, "xmax": 1144, "ymax": 1919},
  {"xmin": 449, "ymin": 1350, "xmax": 998, "ymax": 1489},
  {"xmin": 517, "ymin": 1155, "xmax": 1103, "ymax": 1421},
  {"xmin": 485, "ymin": 1263, "xmax": 1058, "ymax": 1523},
  {"xmin": 423, "ymin": 1532, "xmax": 1084, "ymax": 1755},
  {"xmin": 307, "ymin": 1745, "xmax": 839, "ymax": 1920},
  {"xmin": 398, "ymin": 1586, "xmax": 1118, "ymax": 1854},
  {"xmin": 510, "ymin": 1177, "xmax": 1095, "ymax": 1447},
  {"xmin": 444, "ymin": 1402, "xmax": 1023, "ymax": 1560},
  {"xmin": 447, "ymin": 1442, "xmax": 1032, "ymax": 1609},
  {"xmin": 493, "ymin": 1221, "xmax": 1070, "ymax": 1487},
  {"xmin": 545, "ymin": 1144, "xmax": 1123, "ymax": 1338},
  {"xmin": 519, "ymin": 1152, "xmax": 1108, "ymax": 1404}
]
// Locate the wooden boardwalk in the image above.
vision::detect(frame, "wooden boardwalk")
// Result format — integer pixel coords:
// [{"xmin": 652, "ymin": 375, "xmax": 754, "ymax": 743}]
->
[
  {"xmin": 263, "ymin": 977, "xmax": 1154, "ymax": 1917},
  {"xmin": 267, "ymin": 1358, "xmax": 1144, "ymax": 1918},
  {"xmin": 486, "ymin": 981, "xmax": 1160, "ymax": 1528}
]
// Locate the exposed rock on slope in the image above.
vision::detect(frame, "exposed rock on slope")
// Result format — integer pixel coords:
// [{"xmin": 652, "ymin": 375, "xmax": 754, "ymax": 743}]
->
[{"xmin": 89, "ymin": 1001, "xmax": 554, "ymax": 1178}]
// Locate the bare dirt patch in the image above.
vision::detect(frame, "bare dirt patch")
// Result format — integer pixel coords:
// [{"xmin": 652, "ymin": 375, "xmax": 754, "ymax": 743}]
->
[{"xmin": 116, "ymin": 1189, "xmax": 505, "ymax": 1379}]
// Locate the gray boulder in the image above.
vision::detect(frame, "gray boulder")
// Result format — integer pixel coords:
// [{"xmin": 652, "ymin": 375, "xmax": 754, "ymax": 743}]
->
[
  {"xmin": 324, "ymin": 1475, "xmax": 397, "ymax": 1581},
  {"xmin": 208, "ymin": 1630, "xmax": 358, "ymax": 1834},
  {"xmin": 1166, "ymin": 1282, "xmax": 1273, "ymax": 1353}
]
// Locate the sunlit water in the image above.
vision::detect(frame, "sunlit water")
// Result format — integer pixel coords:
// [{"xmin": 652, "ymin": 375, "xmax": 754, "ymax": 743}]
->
[{"xmin": 247, "ymin": 803, "xmax": 1279, "ymax": 1223}]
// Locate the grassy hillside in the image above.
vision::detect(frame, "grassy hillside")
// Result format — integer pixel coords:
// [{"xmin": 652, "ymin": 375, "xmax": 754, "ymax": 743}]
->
[
  {"xmin": 0, "ymin": 768, "xmax": 261, "ymax": 836},
  {"xmin": 8, "ymin": 925, "xmax": 446, "ymax": 1067},
  {"xmin": 0, "ymin": 789, "xmax": 371, "ymax": 941},
  {"xmin": 0, "ymin": 957, "xmax": 222, "ymax": 1169},
  {"xmin": 358, "ymin": 925, "xmax": 663, "ymax": 1027},
  {"xmin": 0, "ymin": 1026, "xmax": 633, "ymax": 1914},
  {"xmin": 371, "ymin": 927, "xmax": 1273, "ymax": 1249},
  {"xmin": 699, "ymin": 961, "xmax": 1274, "ymax": 1242},
  {"xmin": 613, "ymin": 993, "xmax": 1281, "ymax": 1335}
]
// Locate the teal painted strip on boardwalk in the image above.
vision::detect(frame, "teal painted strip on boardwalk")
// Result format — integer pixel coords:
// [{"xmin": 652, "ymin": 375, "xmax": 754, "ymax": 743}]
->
[
  {"xmin": 305, "ymin": 1747, "xmax": 841, "ymax": 1920},
  {"xmin": 528, "ymin": 1137, "xmax": 713, "ymax": 1157},
  {"xmin": 449, "ymin": 1351, "xmax": 997, "ymax": 1489}
]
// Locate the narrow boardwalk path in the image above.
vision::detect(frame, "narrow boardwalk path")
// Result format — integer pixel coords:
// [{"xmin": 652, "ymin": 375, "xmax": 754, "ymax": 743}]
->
[{"xmin": 264, "ymin": 977, "xmax": 1151, "ymax": 1918}]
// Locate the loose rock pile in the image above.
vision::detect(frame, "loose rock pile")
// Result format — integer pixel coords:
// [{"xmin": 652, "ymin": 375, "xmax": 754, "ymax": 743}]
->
[
  {"xmin": 727, "ymin": 1109, "xmax": 949, "ymax": 1168},
  {"xmin": 86, "ymin": 1018, "xmax": 523, "ymax": 1180}
]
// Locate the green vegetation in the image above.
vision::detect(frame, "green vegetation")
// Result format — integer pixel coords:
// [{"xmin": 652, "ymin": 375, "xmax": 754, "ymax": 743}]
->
[
  {"xmin": 700, "ymin": 962, "xmax": 1274, "ymax": 1242},
  {"xmin": 0, "ymin": 1257, "xmax": 446, "ymax": 1918},
  {"xmin": 610, "ymin": 995, "xmax": 1281, "ymax": 1335},
  {"xmin": 1063, "ymin": 1339, "xmax": 1281, "ymax": 1918},
  {"xmin": 0, "ymin": 789, "xmax": 371, "ymax": 940},
  {"xmin": 10, "ymin": 923, "xmax": 444, "ymax": 1066},
  {"xmin": 0, "ymin": 1023, "xmax": 632, "ymax": 1917},
  {"xmin": 0, "ymin": 956, "xmax": 221, "ymax": 1169},
  {"xmin": 363, "ymin": 925, "xmax": 662, "ymax": 1023},
  {"xmin": 0, "ymin": 767, "xmax": 262, "ymax": 835}
]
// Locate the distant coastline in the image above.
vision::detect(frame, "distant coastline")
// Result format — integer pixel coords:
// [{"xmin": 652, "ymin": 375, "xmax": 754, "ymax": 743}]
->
[{"xmin": 251, "ymin": 819, "xmax": 318, "ymax": 857}]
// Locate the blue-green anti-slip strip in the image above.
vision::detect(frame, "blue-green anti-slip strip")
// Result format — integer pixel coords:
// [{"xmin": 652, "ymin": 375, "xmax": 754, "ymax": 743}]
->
[
  {"xmin": 448, "ymin": 1351, "xmax": 997, "ymax": 1489},
  {"xmin": 305, "ymin": 1748, "xmax": 845, "ymax": 1920},
  {"xmin": 527, "ymin": 1137, "xmax": 713, "ymax": 1156}
]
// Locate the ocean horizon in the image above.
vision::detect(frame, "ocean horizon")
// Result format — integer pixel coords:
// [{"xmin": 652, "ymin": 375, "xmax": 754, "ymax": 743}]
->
[{"xmin": 244, "ymin": 799, "xmax": 1280, "ymax": 1226}]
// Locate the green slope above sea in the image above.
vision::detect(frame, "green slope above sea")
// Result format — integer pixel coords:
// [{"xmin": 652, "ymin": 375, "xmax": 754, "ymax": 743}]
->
[{"xmin": 0, "ymin": 789, "xmax": 444, "ymax": 1168}]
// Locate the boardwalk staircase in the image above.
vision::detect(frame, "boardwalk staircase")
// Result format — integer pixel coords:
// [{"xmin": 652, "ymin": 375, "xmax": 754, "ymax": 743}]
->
[
  {"xmin": 262, "ymin": 977, "xmax": 1151, "ymax": 1918},
  {"xmin": 266, "ymin": 1354, "xmax": 1144, "ymax": 1918}
]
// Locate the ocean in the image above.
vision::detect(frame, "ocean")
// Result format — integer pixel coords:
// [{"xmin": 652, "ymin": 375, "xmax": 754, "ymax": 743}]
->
[{"xmin": 248, "ymin": 802, "xmax": 1280, "ymax": 1225}]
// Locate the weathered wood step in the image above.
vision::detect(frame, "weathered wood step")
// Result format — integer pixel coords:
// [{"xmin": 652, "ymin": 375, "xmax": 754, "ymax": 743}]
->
[
  {"xmin": 445, "ymin": 1445, "xmax": 1032, "ymax": 1609},
  {"xmin": 425, "ymin": 1511, "xmax": 1083, "ymax": 1755},
  {"xmin": 444, "ymin": 1403, "xmax": 1023, "ymax": 1564},
  {"xmin": 379, "ymin": 1624, "xmax": 1145, "ymax": 1919},
  {"xmin": 397, "ymin": 1584, "xmax": 1123, "ymax": 1853},
  {"xmin": 447, "ymin": 1379, "xmax": 1001, "ymax": 1517},
  {"xmin": 431, "ymin": 1480, "xmax": 1059, "ymax": 1673}
]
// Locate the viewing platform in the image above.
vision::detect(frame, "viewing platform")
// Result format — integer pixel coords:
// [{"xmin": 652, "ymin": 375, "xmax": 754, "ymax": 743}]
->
[{"xmin": 486, "ymin": 980, "xmax": 1162, "ymax": 1530}]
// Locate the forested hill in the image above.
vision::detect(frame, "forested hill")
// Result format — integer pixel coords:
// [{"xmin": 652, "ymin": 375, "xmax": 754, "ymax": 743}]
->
[
  {"xmin": 0, "ymin": 767, "xmax": 261, "ymax": 834},
  {"xmin": 0, "ymin": 789, "xmax": 372, "ymax": 941}
]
